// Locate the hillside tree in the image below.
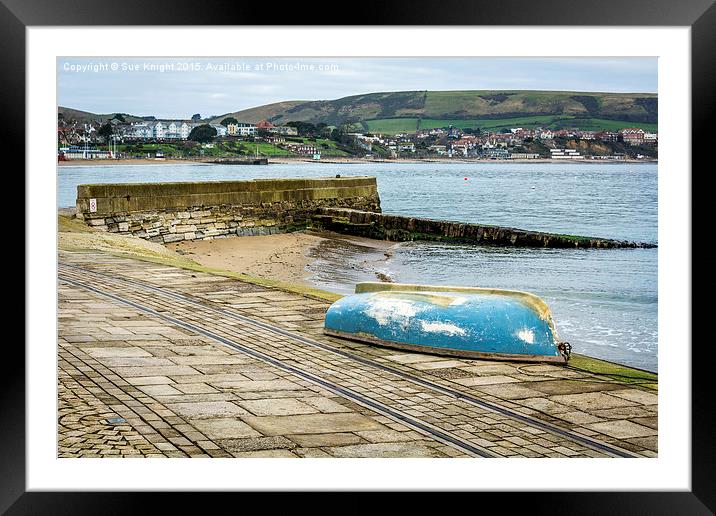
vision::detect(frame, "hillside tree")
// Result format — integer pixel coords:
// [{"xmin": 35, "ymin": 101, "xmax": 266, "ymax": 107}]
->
[
  {"xmin": 188, "ymin": 124, "xmax": 217, "ymax": 143},
  {"xmin": 98, "ymin": 122, "xmax": 113, "ymax": 141}
]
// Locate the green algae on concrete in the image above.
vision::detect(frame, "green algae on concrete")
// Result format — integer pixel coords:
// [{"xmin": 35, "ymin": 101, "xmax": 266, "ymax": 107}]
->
[
  {"xmin": 312, "ymin": 208, "xmax": 657, "ymax": 249},
  {"xmin": 59, "ymin": 213, "xmax": 341, "ymax": 303},
  {"xmin": 567, "ymin": 354, "xmax": 657, "ymax": 389},
  {"xmin": 58, "ymin": 213, "xmax": 96, "ymax": 233}
]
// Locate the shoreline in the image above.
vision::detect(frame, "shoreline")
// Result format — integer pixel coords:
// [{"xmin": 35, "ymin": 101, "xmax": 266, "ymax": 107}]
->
[
  {"xmin": 58, "ymin": 158, "xmax": 202, "ymax": 166},
  {"xmin": 58, "ymin": 156, "xmax": 657, "ymax": 166},
  {"xmin": 58, "ymin": 210, "xmax": 657, "ymax": 376},
  {"xmin": 58, "ymin": 246, "xmax": 658, "ymax": 459},
  {"xmin": 168, "ymin": 231, "xmax": 320, "ymax": 286},
  {"xmin": 168, "ymin": 229, "xmax": 394, "ymax": 287}
]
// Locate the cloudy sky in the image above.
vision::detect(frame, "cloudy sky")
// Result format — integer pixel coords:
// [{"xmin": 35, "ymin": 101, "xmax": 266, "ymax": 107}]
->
[{"xmin": 58, "ymin": 57, "xmax": 657, "ymax": 119}]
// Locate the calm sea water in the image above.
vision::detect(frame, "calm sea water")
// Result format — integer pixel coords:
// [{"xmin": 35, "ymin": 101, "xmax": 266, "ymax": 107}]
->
[{"xmin": 58, "ymin": 161, "xmax": 658, "ymax": 371}]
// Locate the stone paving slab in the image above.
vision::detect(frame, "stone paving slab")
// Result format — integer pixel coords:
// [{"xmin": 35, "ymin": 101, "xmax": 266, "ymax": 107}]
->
[
  {"xmin": 58, "ymin": 250, "xmax": 659, "ymax": 458},
  {"xmin": 241, "ymin": 413, "xmax": 386, "ymax": 436},
  {"xmin": 328, "ymin": 443, "xmax": 443, "ymax": 458},
  {"xmin": 58, "ymin": 277, "xmax": 464, "ymax": 458},
  {"xmin": 237, "ymin": 398, "xmax": 319, "ymax": 416},
  {"xmin": 188, "ymin": 418, "xmax": 262, "ymax": 439}
]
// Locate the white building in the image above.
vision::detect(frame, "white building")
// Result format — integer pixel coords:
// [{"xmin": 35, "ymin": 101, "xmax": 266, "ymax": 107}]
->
[
  {"xmin": 227, "ymin": 122, "xmax": 257, "ymax": 137},
  {"xmin": 509, "ymin": 152, "xmax": 540, "ymax": 159},
  {"xmin": 164, "ymin": 121, "xmax": 194, "ymax": 140},
  {"xmin": 127, "ymin": 120, "xmax": 197, "ymax": 140},
  {"xmin": 211, "ymin": 124, "xmax": 228, "ymax": 137},
  {"xmin": 549, "ymin": 148, "xmax": 584, "ymax": 159},
  {"xmin": 152, "ymin": 121, "xmax": 166, "ymax": 139},
  {"xmin": 451, "ymin": 144, "xmax": 469, "ymax": 157},
  {"xmin": 348, "ymin": 133, "xmax": 384, "ymax": 144},
  {"xmin": 129, "ymin": 123, "xmax": 153, "ymax": 139}
]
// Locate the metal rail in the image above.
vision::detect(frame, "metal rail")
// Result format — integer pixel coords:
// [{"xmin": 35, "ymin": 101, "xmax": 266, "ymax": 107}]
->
[
  {"xmin": 58, "ymin": 261, "xmax": 638, "ymax": 458},
  {"xmin": 59, "ymin": 274, "xmax": 494, "ymax": 458}
]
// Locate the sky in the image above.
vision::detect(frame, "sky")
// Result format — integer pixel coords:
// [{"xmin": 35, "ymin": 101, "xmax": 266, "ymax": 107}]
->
[{"xmin": 57, "ymin": 57, "xmax": 657, "ymax": 119}]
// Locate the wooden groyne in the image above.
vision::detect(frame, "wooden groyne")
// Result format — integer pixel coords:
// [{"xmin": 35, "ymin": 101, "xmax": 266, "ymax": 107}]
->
[{"xmin": 312, "ymin": 208, "xmax": 656, "ymax": 249}]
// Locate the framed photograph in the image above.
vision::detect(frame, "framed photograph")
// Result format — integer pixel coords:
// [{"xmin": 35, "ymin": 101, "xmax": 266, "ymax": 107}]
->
[{"xmin": 8, "ymin": 0, "xmax": 711, "ymax": 511}]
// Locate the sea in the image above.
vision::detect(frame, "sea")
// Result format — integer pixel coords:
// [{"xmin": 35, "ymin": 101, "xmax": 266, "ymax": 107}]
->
[{"xmin": 58, "ymin": 161, "xmax": 658, "ymax": 372}]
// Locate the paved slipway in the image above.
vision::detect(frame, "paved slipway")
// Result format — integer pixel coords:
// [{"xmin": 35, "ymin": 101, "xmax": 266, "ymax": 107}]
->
[{"xmin": 58, "ymin": 250, "xmax": 658, "ymax": 458}]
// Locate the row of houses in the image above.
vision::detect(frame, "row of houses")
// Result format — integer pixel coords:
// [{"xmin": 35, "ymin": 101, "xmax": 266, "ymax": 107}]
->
[
  {"xmin": 426, "ymin": 145, "xmax": 541, "ymax": 159},
  {"xmin": 549, "ymin": 148, "xmax": 584, "ymax": 159},
  {"xmin": 255, "ymin": 119, "xmax": 298, "ymax": 136},
  {"xmin": 282, "ymin": 143, "xmax": 319, "ymax": 156},
  {"xmin": 527, "ymin": 127, "xmax": 657, "ymax": 145},
  {"xmin": 99, "ymin": 118, "xmax": 298, "ymax": 142},
  {"xmin": 121, "ymin": 120, "xmax": 202, "ymax": 140},
  {"xmin": 348, "ymin": 125, "xmax": 657, "ymax": 158},
  {"xmin": 424, "ymin": 144, "xmax": 627, "ymax": 160},
  {"xmin": 411, "ymin": 126, "xmax": 656, "ymax": 146}
]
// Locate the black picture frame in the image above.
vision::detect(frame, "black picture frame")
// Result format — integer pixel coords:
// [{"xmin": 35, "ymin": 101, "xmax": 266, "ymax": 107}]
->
[{"xmin": 6, "ymin": 0, "xmax": 712, "ymax": 512}]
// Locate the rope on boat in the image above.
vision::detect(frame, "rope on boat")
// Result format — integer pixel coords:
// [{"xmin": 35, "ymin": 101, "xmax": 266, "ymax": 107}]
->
[{"xmin": 558, "ymin": 341, "xmax": 572, "ymax": 361}]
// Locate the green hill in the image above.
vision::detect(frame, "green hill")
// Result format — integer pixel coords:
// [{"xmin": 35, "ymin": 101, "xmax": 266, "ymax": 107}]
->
[
  {"xmin": 213, "ymin": 90, "xmax": 657, "ymax": 133},
  {"xmin": 58, "ymin": 106, "xmax": 146, "ymax": 124},
  {"xmin": 210, "ymin": 100, "xmax": 307, "ymax": 124},
  {"xmin": 62, "ymin": 89, "xmax": 658, "ymax": 135}
]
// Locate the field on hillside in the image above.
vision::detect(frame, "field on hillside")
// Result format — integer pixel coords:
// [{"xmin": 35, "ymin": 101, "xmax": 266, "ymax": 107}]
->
[
  {"xmin": 359, "ymin": 115, "xmax": 658, "ymax": 134},
  {"xmin": 419, "ymin": 116, "xmax": 557, "ymax": 131},
  {"xmin": 363, "ymin": 118, "xmax": 420, "ymax": 134},
  {"xmin": 549, "ymin": 118, "xmax": 658, "ymax": 132}
]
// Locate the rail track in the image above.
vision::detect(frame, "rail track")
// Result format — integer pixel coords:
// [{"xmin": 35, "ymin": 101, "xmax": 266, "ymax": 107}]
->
[{"xmin": 58, "ymin": 260, "xmax": 639, "ymax": 458}]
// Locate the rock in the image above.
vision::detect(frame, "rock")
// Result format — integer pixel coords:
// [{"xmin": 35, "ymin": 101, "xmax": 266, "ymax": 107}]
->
[{"xmin": 163, "ymin": 234, "xmax": 184, "ymax": 243}]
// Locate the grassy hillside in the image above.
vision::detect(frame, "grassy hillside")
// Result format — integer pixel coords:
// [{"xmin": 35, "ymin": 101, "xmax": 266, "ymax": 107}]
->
[
  {"xmin": 269, "ymin": 91, "xmax": 427, "ymax": 126},
  {"xmin": 422, "ymin": 90, "xmax": 656, "ymax": 121},
  {"xmin": 354, "ymin": 115, "xmax": 657, "ymax": 135},
  {"xmin": 215, "ymin": 89, "xmax": 657, "ymax": 133},
  {"xmin": 211, "ymin": 100, "xmax": 307, "ymax": 124},
  {"xmin": 58, "ymin": 106, "xmax": 145, "ymax": 124},
  {"xmin": 62, "ymin": 89, "xmax": 658, "ymax": 134}
]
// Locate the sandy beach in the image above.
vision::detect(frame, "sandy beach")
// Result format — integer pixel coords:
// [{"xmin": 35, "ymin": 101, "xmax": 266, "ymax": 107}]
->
[
  {"xmin": 169, "ymin": 231, "xmax": 320, "ymax": 285},
  {"xmin": 59, "ymin": 156, "xmax": 656, "ymax": 167},
  {"xmin": 58, "ymin": 158, "xmax": 199, "ymax": 166},
  {"xmin": 168, "ymin": 230, "xmax": 394, "ymax": 287}
]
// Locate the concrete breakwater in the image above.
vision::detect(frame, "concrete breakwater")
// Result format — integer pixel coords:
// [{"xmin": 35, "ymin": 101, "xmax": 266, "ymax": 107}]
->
[
  {"xmin": 75, "ymin": 176, "xmax": 654, "ymax": 249},
  {"xmin": 75, "ymin": 177, "xmax": 380, "ymax": 244},
  {"xmin": 311, "ymin": 208, "xmax": 656, "ymax": 249}
]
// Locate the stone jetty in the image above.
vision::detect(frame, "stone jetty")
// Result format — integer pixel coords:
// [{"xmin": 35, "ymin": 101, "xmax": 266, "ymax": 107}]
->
[
  {"xmin": 311, "ymin": 208, "xmax": 656, "ymax": 249},
  {"xmin": 76, "ymin": 176, "xmax": 655, "ymax": 249}
]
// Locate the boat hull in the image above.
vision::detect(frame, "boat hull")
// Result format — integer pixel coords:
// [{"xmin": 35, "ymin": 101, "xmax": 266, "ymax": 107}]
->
[{"xmin": 323, "ymin": 282, "xmax": 567, "ymax": 363}]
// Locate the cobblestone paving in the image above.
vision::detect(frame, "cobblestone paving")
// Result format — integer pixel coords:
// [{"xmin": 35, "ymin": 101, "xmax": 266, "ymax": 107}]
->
[{"xmin": 58, "ymin": 250, "xmax": 658, "ymax": 458}]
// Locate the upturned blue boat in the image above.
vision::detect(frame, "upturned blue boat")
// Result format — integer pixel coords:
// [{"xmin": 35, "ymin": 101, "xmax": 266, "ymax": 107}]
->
[{"xmin": 324, "ymin": 282, "xmax": 571, "ymax": 363}]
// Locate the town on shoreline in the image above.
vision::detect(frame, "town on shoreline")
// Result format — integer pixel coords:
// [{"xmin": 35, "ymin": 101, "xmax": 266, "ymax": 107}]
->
[
  {"xmin": 57, "ymin": 155, "xmax": 656, "ymax": 166},
  {"xmin": 58, "ymin": 114, "xmax": 658, "ymax": 164}
]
